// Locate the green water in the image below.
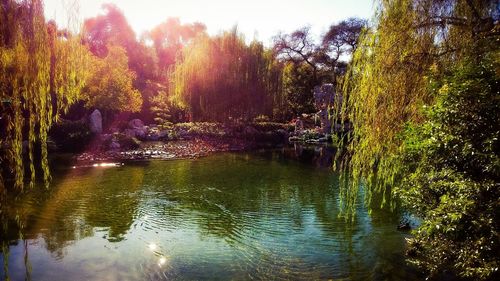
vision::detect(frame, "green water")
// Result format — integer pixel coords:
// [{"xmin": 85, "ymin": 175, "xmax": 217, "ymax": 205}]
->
[{"xmin": 1, "ymin": 150, "xmax": 420, "ymax": 280}]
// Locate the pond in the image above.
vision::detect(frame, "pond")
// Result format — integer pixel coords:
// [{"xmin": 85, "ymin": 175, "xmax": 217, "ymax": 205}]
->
[{"xmin": 1, "ymin": 148, "xmax": 421, "ymax": 280}]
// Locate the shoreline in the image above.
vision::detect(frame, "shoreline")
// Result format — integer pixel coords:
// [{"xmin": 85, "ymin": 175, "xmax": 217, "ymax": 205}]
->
[{"xmin": 73, "ymin": 137, "xmax": 281, "ymax": 164}]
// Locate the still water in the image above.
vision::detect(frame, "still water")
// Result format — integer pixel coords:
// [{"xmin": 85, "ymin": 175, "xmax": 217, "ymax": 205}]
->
[{"xmin": 1, "ymin": 149, "xmax": 420, "ymax": 280}]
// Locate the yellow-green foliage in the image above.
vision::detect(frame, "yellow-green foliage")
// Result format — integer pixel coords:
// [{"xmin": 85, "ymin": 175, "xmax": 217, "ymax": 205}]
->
[
  {"xmin": 0, "ymin": 0, "xmax": 90, "ymax": 191},
  {"xmin": 83, "ymin": 45, "xmax": 142, "ymax": 112},
  {"xmin": 337, "ymin": 0, "xmax": 499, "ymax": 278},
  {"xmin": 338, "ymin": 0, "xmax": 434, "ymax": 216},
  {"xmin": 336, "ymin": 0, "xmax": 494, "ymax": 217},
  {"xmin": 170, "ymin": 29, "xmax": 285, "ymax": 121}
]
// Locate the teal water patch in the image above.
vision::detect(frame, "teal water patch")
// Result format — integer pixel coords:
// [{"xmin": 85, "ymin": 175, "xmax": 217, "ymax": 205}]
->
[{"xmin": 1, "ymin": 150, "xmax": 421, "ymax": 280}]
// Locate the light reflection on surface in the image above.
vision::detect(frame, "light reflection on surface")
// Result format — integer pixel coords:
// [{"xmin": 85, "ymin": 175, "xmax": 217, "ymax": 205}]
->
[
  {"xmin": 158, "ymin": 257, "xmax": 167, "ymax": 266},
  {"xmin": 148, "ymin": 243, "xmax": 157, "ymax": 251},
  {"xmin": 1, "ymin": 150, "xmax": 421, "ymax": 281},
  {"xmin": 71, "ymin": 163, "xmax": 124, "ymax": 169}
]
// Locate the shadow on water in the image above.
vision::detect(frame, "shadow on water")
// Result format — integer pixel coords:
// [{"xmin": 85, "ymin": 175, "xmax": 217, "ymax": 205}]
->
[{"xmin": 1, "ymin": 146, "xmax": 423, "ymax": 281}]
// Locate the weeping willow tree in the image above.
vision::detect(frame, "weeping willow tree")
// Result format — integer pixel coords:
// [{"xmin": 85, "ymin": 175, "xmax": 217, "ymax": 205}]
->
[
  {"xmin": 0, "ymin": 0, "xmax": 90, "ymax": 192},
  {"xmin": 170, "ymin": 29, "xmax": 285, "ymax": 122},
  {"xmin": 338, "ymin": 0, "xmax": 499, "ymax": 279},
  {"xmin": 338, "ymin": 0, "xmax": 497, "ymax": 213}
]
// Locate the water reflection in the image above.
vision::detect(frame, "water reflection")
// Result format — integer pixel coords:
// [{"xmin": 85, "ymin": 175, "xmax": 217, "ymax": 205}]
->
[{"xmin": 1, "ymin": 149, "xmax": 421, "ymax": 280}]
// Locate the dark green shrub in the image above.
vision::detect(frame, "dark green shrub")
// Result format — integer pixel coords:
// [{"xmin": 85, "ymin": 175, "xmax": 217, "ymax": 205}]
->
[
  {"xmin": 252, "ymin": 122, "xmax": 289, "ymax": 132},
  {"xmin": 115, "ymin": 133, "xmax": 141, "ymax": 150},
  {"xmin": 49, "ymin": 119, "xmax": 92, "ymax": 152}
]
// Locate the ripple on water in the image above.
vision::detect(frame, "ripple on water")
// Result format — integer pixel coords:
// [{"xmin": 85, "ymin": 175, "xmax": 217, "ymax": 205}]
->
[{"xmin": 1, "ymin": 152, "xmax": 420, "ymax": 281}]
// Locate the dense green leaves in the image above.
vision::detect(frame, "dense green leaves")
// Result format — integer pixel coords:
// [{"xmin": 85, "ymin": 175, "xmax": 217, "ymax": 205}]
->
[
  {"xmin": 338, "ymin": 0, "xmax": 499, "ymax": 279},
  {"xmin": 0, "ymin": 0, "xmax": 89, "ymax": 191},
  {"xmin": 83, "ymin": 46, "xmax": 142, "ymax": 113},
  {"xmin": 401, "ymin": 55, "xmax": 499, "ymax": 279}
]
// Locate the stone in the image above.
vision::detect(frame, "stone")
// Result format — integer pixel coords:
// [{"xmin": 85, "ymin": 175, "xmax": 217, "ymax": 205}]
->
[
  {"xmin": 317, "ymin": 108, "xmax": 331, "ymax": 134},
  {"xmin": 158, "ymin": 130, "xmax": 169, "ymax": 138},
  {"xmin": 294, "ymin": 118, "xmax": 304, "ymax": 134},
  {"xmin": 127, "ymin": 119, "xmax": 147, "ymax": 139},
  {"xmin": 313, "ymin": 84, "xmax": 339, "ymax": 134},
  {"xmin": 134, "ymin": 128, "xmax": 147, "ymax": 139},
  {"xmin": 128, "ymin": 119, "xmax": 144, "ymax": 129},
  {"xmin": 109, "ymin": 141, "xmax": 120, "ymax": 150},
  {"xmin": 100, "ymin": 134, "xmax": 112, "ymax": 142},
  {"xmin": 89, "ymin": 109, "xmax": 103, "ymax": 134}
]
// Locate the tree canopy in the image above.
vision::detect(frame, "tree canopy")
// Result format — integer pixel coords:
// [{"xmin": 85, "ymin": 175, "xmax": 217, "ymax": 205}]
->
[
  {"xmin": 0, "ymin": 0, "xmax": 89, "ymax": 190},
  {"xmin": 83, "ymin": 45, "xmax": 142, "ymax": 113},
  {"xmin": 171, "ymin": 29, "xmax": 285, "ymax": 122},
  {"xmin": 338, "ymin": 0, "xmax": 499, "ymax": 279}
]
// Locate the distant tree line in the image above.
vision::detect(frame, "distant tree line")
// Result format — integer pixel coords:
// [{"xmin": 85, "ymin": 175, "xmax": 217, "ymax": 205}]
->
[{"xmin": 0, "ymin": 0, "xmax": 366, "ymax": 190}]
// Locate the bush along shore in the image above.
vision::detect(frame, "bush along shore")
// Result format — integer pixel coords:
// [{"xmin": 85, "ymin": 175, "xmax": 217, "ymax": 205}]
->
[
  {"xmin": 48, "ymin": 112, "xmax": 343, "ymax": 163},
  {"xmin": 49, "ymin": 115, "xmax": 291, "ymax": 162}
]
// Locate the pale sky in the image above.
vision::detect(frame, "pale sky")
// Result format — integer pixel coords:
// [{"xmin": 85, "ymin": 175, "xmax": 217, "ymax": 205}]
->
[{"xmin": 44, "ymin": 0, "xmax": 374, "ymax": 45}]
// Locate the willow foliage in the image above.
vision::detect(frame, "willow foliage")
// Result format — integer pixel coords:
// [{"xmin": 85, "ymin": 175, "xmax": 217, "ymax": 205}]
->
[
  {"xmin": 171, "ymin": 29, "xmax": 285, "ymax": 121},
  {"xmin": 338, "ymin": 0, "xmax": 499, "ymax": 278},
  {"xmin": 338, "ymin": 0, "xmax": 497, "ymax": 215},
  {"xmin": 0, "ymin": 0, "xmax": 90, "ymax": 191}
]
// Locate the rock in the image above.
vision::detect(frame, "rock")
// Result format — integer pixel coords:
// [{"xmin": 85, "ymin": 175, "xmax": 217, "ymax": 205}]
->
[
  {"xmin": 158, "ymin": 130, "xmax": 168, "ymax": 138},
  {"xmin": 397, "ymin": 221, "xmax": 412, "ymax": 231},
  {"xmin": 89, "ymin": 109, "xmax": 103, "ymax": 134},
  {"xmin": 128, "ymin": 119, "xmax": 144, "ymax": 129},
  {"xmin": 135, "ymin": 128, "xmax": 147, "ymax": 139},
  {"xmin": 317, "ymin": 136, "xmax": 329, "ymax": 142},
  {"xmin": 305, "ymin": 139, "xmax": 320, "ymax": 144},
  {"xmin": 317, "ymin": 109, "xmax": 331, "ymax": 134},
  {"xmin": 109, "ymin": 141, "xmax": 120, "ymax": 150},
  {"xmin": 124, "ymin": 127, "xmax": 147, "ymax": 139},
  {"xmin": 145, "ymin": 127, "xmax": 161, "ymax": 141},
  {"xmin": 127, "ymin": 119, "xmax": 147, "ymax": 139},
  {"xmin": 294, "ymin": 118, "xmax": 304, "ymax": 134}
]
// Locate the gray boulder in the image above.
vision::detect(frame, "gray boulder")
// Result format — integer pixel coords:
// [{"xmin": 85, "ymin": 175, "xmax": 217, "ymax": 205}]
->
[
  {"xmin": 89, "ymin": 109, "xmax": 102, "ymax": 134},
  {"xmin": 109, "ymin": 141, "xmax": 120, "ymax": 150},
  {"xmin": 127, "ymin": 119, "xmax": 147, "ymax": 139},
  {"xmin": 128, "ymin": 119, "xmax": 145, "ymax": 129}
]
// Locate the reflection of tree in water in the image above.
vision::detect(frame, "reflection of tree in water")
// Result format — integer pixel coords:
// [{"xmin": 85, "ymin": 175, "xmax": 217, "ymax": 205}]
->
[
  {"xmin": 140, "ymin": 152, "xmax": 409, "ymax": 279},
  {"xmin": 83, "ymin": 166, "xmax": 144, "ymax": 242},
  {"xmin": 2, "ymin": 152, "xmax": 416, "ymax": 280},
  {"xmin": 140, "ymin": 154, "xmax": 361, "ymax": 242},
  {"xmin": 289, "ymin": 143, "xmax": 336, "ymax": 168},
  {"xmin": 0, "ymin": 165, "xmax": 144, "ymax": 259}
]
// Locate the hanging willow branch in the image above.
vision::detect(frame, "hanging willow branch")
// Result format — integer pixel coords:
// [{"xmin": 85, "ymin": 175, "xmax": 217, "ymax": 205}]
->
[
  {"xmin": 0, "ymin": 0, "xmax": 90, "ymax": 192},
  {"xmin": 335, "ymin": 0, "xmax": 497, "ymax": 219}
]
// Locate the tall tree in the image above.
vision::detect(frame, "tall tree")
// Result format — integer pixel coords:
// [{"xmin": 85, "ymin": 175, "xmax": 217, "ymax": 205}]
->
[
  {"xmin": 0, "ymin": 0, "xmax": 90, "ymax": 190},
  {"xmin": 83, "ymin": 4, "xmax": 157, "ymax": 118},
  {"xmin": 319, "ymin": 18, "xmax": 367, "ymax": 74},
  {"xmin": 82, "ymin": 3, "xmax": 136, "ymax": 58},
  {"xmin": 171, "ymin": 29, "xmax": 285, "ymax": 121},
  {"xmin": 338, "ymin": 0, "xmax": 499, "ymax": 279},
  {"xmin": 274, "ymin": 27, "xmax": 319, "ymax": 82},
  {"xmin": 83, "ymin": 46, "xmax": 142, "ymax": 113},
  {"xmin": 274, "ymin": 20, "xmax": 366, "ymax": 116}
]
